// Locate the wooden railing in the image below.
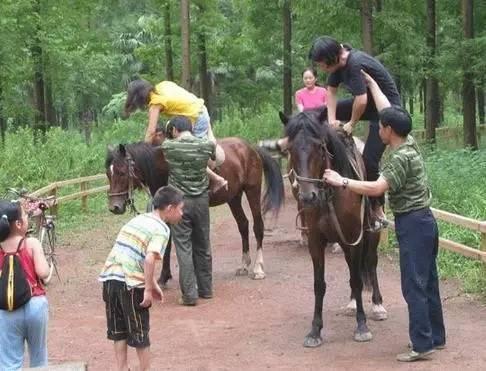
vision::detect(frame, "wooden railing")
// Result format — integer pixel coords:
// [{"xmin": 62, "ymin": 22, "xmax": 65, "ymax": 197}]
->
[
  {"xmin": 30, "ymin": 174, "xmax": 108, "ymax": 215},
  {"xmin": 411, "ymin": 125, "xmax": 486, "ymax": 144}
]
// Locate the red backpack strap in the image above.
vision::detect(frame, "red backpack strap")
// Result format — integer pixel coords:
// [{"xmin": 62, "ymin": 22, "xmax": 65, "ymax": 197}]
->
[{"xmin": 15, "ymin": 237, "xmax": 26, "ymax": 254}]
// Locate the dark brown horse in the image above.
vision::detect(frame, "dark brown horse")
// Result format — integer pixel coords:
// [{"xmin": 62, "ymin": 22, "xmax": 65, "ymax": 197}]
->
[
  {"xmin": 105, "ymin": 137, "xmax": 284, "ymax": 282},
  {"xmin": 279, "ymin": 109, "xmax": 386, "ymax": 347}
]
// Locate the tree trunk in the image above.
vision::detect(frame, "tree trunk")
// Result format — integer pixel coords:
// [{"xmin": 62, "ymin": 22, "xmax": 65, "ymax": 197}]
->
[
  {"xmin": 360, "ymin": 0, "xmax": 374, "ymax": 55},
  {"xmin": 198, "ymin": 30, "xmax": 211, "ymax": 117},
  {"xmin": 163, "ymin": 0, "xmax": 174, "ymax": 81},
  {"xmin": 44, "ymin": 72, "xmax": 56, "ymax": 126},
  {"xmin": 282, "ymin": 0, "xmax": 292, "ymax": 116},
  {"xmin": 375, "ymin": 0, "xmax": 382, "ymax": 12},
  {"xmin": 180, "ymin": 0, "xmax": 191, "ymax": 90},
  {"xmin": 409, "ymin": 96, "xmax": 414, "ymax": 115},
  {"xmin": 477, "ymin": 86, "xmax": 485, "ymax": 125},
  {"xmin": 32, "ymin": 0, "xmax": 46, "ymax": 137},
  {"xmin": 425, "ymin": 0, "xmax": 439, "ymax": 142},
  {"xmin": 419, "ymin": 81, "xmax": 424, "ymax": 114},
  {"xmin": 462, "ymin": 0, "xmax": 477, "ymax": 149}
]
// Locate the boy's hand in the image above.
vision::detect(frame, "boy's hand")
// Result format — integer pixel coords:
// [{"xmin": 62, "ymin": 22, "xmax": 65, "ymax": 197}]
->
[
  {"xmin": 140, "ymin": 290, "xmax": 153, "ymax": 308},
  {"xmin": 152, "ymin": 283, "xmax": 164, "ymax": 303}
]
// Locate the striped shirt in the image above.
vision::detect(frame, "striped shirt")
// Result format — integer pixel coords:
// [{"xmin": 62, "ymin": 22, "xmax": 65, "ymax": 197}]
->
[
  {"xmin": 161, "ymin": 132, "xmax": 216, "ymax": 196},
  {"xmin": 99, "ymin": 213, "xmax": 170, "ymax": 288},
  {"xmin": 381, "ymin": 135, "xmax": 431, "ymax": 214}
]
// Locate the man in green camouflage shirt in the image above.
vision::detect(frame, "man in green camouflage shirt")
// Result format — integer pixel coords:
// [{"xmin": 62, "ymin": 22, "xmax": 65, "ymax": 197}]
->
[
  {"xmin": 161, "ymin": 116, "xmax": 216, "ymax": 306},
  {"xmin": 323, "ymin": 70, "xmax": 445, "ymax": 362}
]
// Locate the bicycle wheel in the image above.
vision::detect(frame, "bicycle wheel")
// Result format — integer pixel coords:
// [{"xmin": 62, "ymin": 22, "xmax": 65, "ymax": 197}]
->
[{"xmin": 39, "ymin": 224, "xmax": 58, "ymax": 284}]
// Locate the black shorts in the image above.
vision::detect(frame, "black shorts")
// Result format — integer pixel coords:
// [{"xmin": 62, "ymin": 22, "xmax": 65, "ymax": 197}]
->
[{"xmin": 102, "ymin": 280, "xmax": 150, "ymax": 348}]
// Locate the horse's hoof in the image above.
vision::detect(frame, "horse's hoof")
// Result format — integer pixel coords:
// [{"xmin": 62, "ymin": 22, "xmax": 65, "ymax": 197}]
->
[
  {"xmin": 235, "ymin": 268, "xmax": 249, "ymax": 276},
  {"xmin": 354, "ymin": 331, "xmax": 373, "ymax": 342},
  {"xmin": 370, "ymin": 311, "xmax": 388, "ymax": 321},
  {"xmin": 370, "ymin": 304, "xmax": 388, "ymax": 321},
  {"xmin": 252, "ymin": 272, "xmax": 266, "ymax": 280},
  {"xmin": 303, "ymin": 335, "xmax": 323, "ymax": 348}
]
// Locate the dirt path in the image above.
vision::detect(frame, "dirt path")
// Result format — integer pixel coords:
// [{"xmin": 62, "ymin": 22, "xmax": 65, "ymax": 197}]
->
[{"xmin": 46, "ymin": 188, "xmax": 486, "ymax": 370}]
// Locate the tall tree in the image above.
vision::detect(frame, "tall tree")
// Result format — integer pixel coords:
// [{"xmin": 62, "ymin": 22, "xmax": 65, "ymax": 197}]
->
[
  {"xmin": 360, "ymin": 0, "xmax": 374, "ymax": 55},
  {"xmin": 478, "ymin": 86, "xmax": 485, "ymax": 125},
  {"xmin": 31, "ymin": 0, "xmax": 46, "ymax": 136},
  {"xmin": 197, "ymin": 4, "xmax": 211, "ymax": 116},
  {"xmin": 425, "ymin": 0, "xmax": 439, "ymax": 142},
  {"xmin": 282, "ymin": 0, "xmax": 292, "ymax": 115},
  {"xmin": 163, "ymin": 0, "xmax": 174, "ymax": 81},
  {"xmin": 180, "ymin": 0, "xmax": 191, "ymax": 89},
  {"xmin": 462, "ymin": 0, "xmax": 477, "ymax": 149}
]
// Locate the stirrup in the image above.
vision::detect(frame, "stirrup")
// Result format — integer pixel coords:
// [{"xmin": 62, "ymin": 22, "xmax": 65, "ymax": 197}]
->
[{"xmin": 366, "ymin": 218, "xmax": 389, "ymax": 232}]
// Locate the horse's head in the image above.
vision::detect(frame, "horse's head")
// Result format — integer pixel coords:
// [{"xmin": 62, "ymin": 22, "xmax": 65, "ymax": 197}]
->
[
  {"xmin": 105, "ymin": 144, "xmax": 143, "ymax": 214},
  {"xmin": 280, "ymin": 109, "xmax": 352, "ymax": 209}
]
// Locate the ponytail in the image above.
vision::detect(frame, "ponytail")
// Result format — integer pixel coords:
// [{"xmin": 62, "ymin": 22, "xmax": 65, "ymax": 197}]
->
[{"xmin": 0, "ymin": 200, "xmax": 22, "ymax": 242}]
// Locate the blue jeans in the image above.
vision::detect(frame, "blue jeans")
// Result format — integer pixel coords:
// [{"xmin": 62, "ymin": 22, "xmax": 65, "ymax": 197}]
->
[
  {"xmin": 395, "ymin": 208, "xmax": 445, "ymax": 352},
  {"xmin": 0, "ymin": 296, "xmax": 49, "ymax": 370},
  {"xmin": 193, "ymin": 105, "xmax": 210, "ymax": 138}
]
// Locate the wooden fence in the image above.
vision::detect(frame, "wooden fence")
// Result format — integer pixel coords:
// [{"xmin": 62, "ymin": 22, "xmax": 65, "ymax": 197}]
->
[
  {"xmin": 412, "ymin": 124, "xmax": 486, "ymax": 144},
  {"xmin": 30, "ymin": 174, "xmax": 108, "ymax": 215}
]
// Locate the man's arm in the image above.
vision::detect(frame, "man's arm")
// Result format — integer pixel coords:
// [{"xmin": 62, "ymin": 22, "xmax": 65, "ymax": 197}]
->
[
  {"xmin": 361, "ymin": 70, "xmax": 391, "ymax": 111},
  {"xmin": 145, "ymin": 106, "xmax": 161, "ymax": 143},
  {"xmin": 140, "ymin": 251, "xmax": 158, "ymax": 307},
  {"xmin": 349, "ymin": 93, "xmax": 368, "ymax": 125},
  {"xmin": 326, "ymin": 86, "xmax": 338, "ymax": 125},
  {"xmin": 323, "ymin": 169, "xmax": 389, "ymax": 197}
]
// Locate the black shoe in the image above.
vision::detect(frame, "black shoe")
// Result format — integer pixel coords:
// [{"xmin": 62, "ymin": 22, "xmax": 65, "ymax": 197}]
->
[
  {"xmin": 178, "ymin": 297, "xmax": 197, "ymax": 306},
  {"xmin": 199, "ymin": 292, "xmax": 213, "ymax": 299}
]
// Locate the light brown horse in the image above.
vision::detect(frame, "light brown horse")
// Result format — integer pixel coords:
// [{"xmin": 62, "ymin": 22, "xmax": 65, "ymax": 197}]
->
[
  {"xmin": 105, "ymin": 137, "xmax": 284, "ymax": 281},
  {"xmin": 280, "ymin": 109, "xmax": 386, "ymax": 347}
]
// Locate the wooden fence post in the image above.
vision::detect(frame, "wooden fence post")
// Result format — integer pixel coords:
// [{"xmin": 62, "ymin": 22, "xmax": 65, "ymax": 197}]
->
[
  {"xmin": 80, "ymin": 181, "xmax": 87, "ymax": 212},
  {"xmin": 480, "ymin": 221, "xmax": 486, "ymax": 252},
  {"xmin": 49, "ymin": 187, "xmax": 58, "ymax": 217}
]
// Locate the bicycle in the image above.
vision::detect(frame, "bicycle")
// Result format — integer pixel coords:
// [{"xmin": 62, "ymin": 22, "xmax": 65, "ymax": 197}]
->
[{"xmin": 3, "ymin": 188, "xmax": 60, "ymax": 284}]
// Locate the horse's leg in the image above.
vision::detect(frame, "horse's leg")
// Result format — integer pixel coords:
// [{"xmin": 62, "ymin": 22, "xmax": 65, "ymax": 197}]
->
[
  {"xmin": 158, "ymin": 235, "xmax": 172, "ymax": 288},
  {"xmin": 367, "ymin": 231, "xmax": 387, "ymax": 321},
  {"xmin": 245, "ymin": 186, "xmax": 265, "ymax": 280},
  {"xmin": 341, "ymin": 246, "xmax": 357, "ymax": 316},
  {"xmin": 228, "ymin": 193, "xmax": 251, "ymax": 276},
  {"xmin": 346, "ymin": 246, "xmax": 373, "ymax": 342},
  {"xmin": 304, "ymin": 230, "xmax": 326, "ymax": 347}
]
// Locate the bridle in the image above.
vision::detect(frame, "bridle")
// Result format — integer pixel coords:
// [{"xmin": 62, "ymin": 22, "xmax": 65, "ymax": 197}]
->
[
  {"xmin": 107, "ymin": 152, "xmax": 150, "ymax": 215},
  {"xmin": 289, "ymin": 137, "xmax": 366, "ymax": 247}
]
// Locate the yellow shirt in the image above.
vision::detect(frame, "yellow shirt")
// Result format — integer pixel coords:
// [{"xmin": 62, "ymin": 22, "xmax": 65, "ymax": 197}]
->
[{"xmin": 149, "ymin": 81, "xmax": 204, "ymax": 123}]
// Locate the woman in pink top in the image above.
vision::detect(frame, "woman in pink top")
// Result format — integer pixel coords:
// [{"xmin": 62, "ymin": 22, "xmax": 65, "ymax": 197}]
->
[{"xmin": 295, "ymin": 67, "xmax": 328, "ymax": 112}]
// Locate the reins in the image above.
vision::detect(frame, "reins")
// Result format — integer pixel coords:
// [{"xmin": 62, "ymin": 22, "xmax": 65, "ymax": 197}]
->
[
  {"xmin": 290, "ymin": 135, "xmax": 366, "ymax": 247},
  {"xmin": 108, "ymin": 152, "xmax": 151, "ymax": 215}
]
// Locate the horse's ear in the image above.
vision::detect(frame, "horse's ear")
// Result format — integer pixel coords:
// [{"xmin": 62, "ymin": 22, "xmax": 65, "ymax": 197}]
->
[
  {"xmin": 118, "ymin": 144, "xmax": 126, "ymax": 157},
  {"xmin": 279, "ymin": 111, "xmax": 289, "ymax": 126}
]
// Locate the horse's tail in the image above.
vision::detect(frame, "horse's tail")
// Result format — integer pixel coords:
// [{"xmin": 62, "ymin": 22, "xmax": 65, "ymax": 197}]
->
[
  {"xmin": 254, "ymin": 146, "xmax": 285, "ymax": 216},
  {"xmin": 360, "ymin": 224, "xmax": 380, "ymax": 292}
]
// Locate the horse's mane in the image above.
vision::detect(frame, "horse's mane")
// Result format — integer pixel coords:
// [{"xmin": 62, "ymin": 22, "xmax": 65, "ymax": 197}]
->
[
  {"xmin": 106, "ymin": 142, "xmax": 165, "ymax": 193},
  {"xmin": 284, "ymin": 110, "xmax": 354, "ymax": 178}
]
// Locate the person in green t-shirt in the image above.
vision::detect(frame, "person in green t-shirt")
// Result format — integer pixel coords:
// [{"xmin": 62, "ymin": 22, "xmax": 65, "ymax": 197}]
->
[
  {"xmin": 323, "ymin": 70, "xmax": 445, "ymax": 363},
  {"xmin": 161, "ymin": 116, "xmax": 216, "ymax": 306}
]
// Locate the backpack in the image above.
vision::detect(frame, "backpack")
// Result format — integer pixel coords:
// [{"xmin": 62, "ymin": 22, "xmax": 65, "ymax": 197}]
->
[{"xmin": 0, "ymin": 238, "xmax": 32, "ymax": 311}]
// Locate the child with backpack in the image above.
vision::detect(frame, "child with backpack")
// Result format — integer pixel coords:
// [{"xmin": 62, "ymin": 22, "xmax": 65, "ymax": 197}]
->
[{"xmin": 0, "ymin": 199, "xmax": 50, "ymax": 370}]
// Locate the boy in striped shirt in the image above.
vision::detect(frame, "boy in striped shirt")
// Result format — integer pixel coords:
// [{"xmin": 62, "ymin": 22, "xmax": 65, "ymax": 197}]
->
[{"xmin": 99, "ymin": 185, "xmax": 183, "ymax": 371}]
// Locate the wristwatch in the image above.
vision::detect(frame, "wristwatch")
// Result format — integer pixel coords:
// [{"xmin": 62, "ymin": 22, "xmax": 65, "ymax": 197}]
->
[{"xmin": 342, "ymin": 178, "xmax": 349, "ymax": 189}]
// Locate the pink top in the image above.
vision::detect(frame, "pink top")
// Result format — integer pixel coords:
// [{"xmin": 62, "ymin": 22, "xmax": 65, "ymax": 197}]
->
[{"xmin": 295, "ymin": 86, "xmax": 328, "ymax": 110}]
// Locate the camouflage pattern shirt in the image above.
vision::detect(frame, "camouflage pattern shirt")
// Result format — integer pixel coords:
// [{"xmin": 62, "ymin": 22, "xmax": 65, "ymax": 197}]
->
[
  {"xmin": 381, "ymin": 135, "xmax": 431, "ymax": 214},
  {"xmin": 161, "ymin": 132, "xmax": 216, "ymax": 196}
]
